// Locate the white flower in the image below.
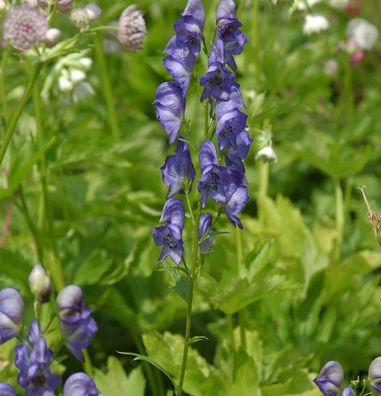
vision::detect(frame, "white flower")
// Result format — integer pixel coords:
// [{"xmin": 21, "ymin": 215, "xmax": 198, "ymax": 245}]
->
[
  {"xmin": 45, "ymin": 28, "xmax": 61, "ymax": 44},
  {"xmin": 256, "ymin": 146, "xmax": 277, "ymax": 163},
  {"xmin": 323, "ymin": 59, "xmax": 338, "ymax": 76},
  {"xmin": 28, "ymin": 263, "xmax": 52, "ymax": 303},
  {"xmin": 58, "ymin": 75, "xmax": 73, "ymax": 92},
  {"xmin": 346, "ymin": 18, "xmax": 378, "ymax": 50},
  {"xmin": 294, "ymin": 0, "xmax": 321, "ymax": 11},
  {"xmin": 70, "ymin": 69, "xmax": 86, "ymax": 83},
  {"xmin": 79, "ymin": 57, "xmax": 93, "ymax": 70},
  {"xmin": 303, "ymin": 14, "xmax": 330, "ymax": 35},
  {"xmin": 329, "ymin": 0, "xmax": 349, "ymax": 8}
]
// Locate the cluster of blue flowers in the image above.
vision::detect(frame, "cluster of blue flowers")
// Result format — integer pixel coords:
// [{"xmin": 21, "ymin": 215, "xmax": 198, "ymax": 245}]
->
[
  {"xmin": 153, "ymin": 0, "xmax": 251, "ymax": 264},
  {"xmin": 314, "ymin": 359, "xmax": 381, "ymax": 396},
  {"xmin": 0, "ymin": 278, "xmax": 98, "ymax": 395}
]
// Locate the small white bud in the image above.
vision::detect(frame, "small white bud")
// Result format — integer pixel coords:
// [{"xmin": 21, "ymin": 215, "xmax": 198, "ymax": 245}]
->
[
  {"xmin": 69, "ymin": 68, "xmax": 86, "ymax": 83},
  {"xmin": 79, "ymin": 57, "xmax": 93, "ymax": 70},
  {"xmin": 255, "ymin": 146, "xmax": 277, "ymax": 163},
  {"xmin": 59, "ymin": 75, "xmax": 74, "ymax": 92},
  {"xmin": 28, "ymin": 263, "xmax": 52, "ymax": 304},
  {"xmin": 303, "ymin": 14, "xmax": 330, "ymax": 35},
  {"xmin": 84, "ymin": 3, "xmax": 101, "ymax": 20},
  {"xmin": 45, "ymin": 28, "xmax": 61, "ymax": 44}
]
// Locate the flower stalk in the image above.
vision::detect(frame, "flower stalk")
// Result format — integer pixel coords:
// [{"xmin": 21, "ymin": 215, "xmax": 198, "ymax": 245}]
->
[{"xmin": 0, "ymin": 63, "xmax": 42, "ymax": 167}]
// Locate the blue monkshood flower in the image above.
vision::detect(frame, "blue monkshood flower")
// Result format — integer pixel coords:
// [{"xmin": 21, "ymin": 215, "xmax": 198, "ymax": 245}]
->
[
  {"xmin": 0, "ymin": 288, "xmax": 24, "ymax": 344},
  {"xmin": 63, "ymin": 372, "xmax": 99, "ymax": 396},
  {"xmin": 369, "ymin": 356, "xmax": 381, "ymax": 395},
  {"xmin": 216, "ymin": 0, "xmax": 248, "ymax": 70},
  {"xmin": 155, "ymin": 81, "xmax": 185, "ymax": 144},
  {"xmin": 161, "ymin": 139, "xmax": 196, "ymax": 198},
  {"xmin": 152, "ymin": 198, "xmax": 185, "ymax": 265},
  {"xmin": 198, "ymin": 213, "xmax": 213, "ymax": 253},
  {"xmin": 200, "ymin": 40, "xmax": 238, "ymax": 102},
  {"xmin": 57, "ymin": 285, "xmax": 98, "ymax": 361},
  {"xmin": 15, "ymin": 321, "xmax": 60, "ymax": 396},
  {"xmin": 313, "ymin": 361, "xmax": 344, "ymax": 396},
  {"xmin": 163, "ymin": 0, "xmax": 205, "ymax": 92},
  {"xmin": 0, "ymin": 383, "xmax": 17, "ymax": 396},
  {"xmin": 341, "ymin": 387, "xmax": 355, "ymax": 396},
  {"xmin": 198, "ymin": 141, "xmax": 248, "ymax": 228}
]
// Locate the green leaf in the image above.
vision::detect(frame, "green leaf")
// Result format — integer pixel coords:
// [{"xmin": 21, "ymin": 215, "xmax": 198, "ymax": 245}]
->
[{"xmin": 94, "ymin": 356, "xmax": 145, "ymax": 396}]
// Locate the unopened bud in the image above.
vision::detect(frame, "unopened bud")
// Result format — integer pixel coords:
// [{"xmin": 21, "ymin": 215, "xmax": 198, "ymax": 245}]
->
[
  {"xmin": 45, "ymin": 28, "xmax": 61, "ymax": 44},
  {"xmin": 70, "ymin": 8, "xmax": 90, "ymax": 29},
  {"xmin": 313, "ymin": 361, "xmax": 343, "ymax": 395},
  {"xmin": 84, "ymin": 3, "xmax": 101, "ymax": 20},
  {"xmin": 79, "ymin": 57, "xmax": 92, "ymax": 70},
  {"xmin": 342, "ymin": 387, "xmax": 355, "ymax": 396},
  {"xmin": 57, "ymin": 0, "xmax": 72, "ymax": 12},
  {"xmin": 369, "ymin": 357, "xmax": 381, "ymax": 395},
  {"xmin": 255, "ymin": 146, "xmax": 277, "ymax": 163},
  {"xmin": 0, "ymin": 288, "xmax": 24, "ymax": 343},
  {"xmin": 28, "ymin": 263, "xmax": 52, "ymax": 304},
  {"xmin": 117, "ymin": 5, "xmax": 147, "ymax": 51},
  {"xmin": 69, "ymin": 69, "xmax": 86, "ymax": 83}
]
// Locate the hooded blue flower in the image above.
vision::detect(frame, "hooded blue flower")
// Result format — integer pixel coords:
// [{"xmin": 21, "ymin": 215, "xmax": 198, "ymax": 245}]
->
[
  {"xmin": 63, "ymin": 372, "xmax": 98, "ymax": 396},
  {"xmin": 200, "ymin": 40, "xmax": 238, "ymax": 102},
  {"xmin": 341, "ymin": 387, "xmax": 355, "ymax": 396},
  {"xmin": 198, "ymin": 213, "xmax": 213, "ymax": 253},
  {"xmin": 0, "ymin": 288, "xmax": 24, "ymax": 345},
  {"xmin": 155, "ymin": 81, "xmax": 185, "ymax": 144},
  {"xmin": 15, "ymin": 321, "xmax": 60, "ymax": 396},
  {"xmin": 198, "ymin": 141, "xmax": 248, "ymax": 228},
  {"xmin": 163, "ymin": 0, "xmax": 205, "ymax": 93},
  {"xmin": 216, "ymin": 0, "xmax": 248, "ymax": 70},
  {"xmin": 161, "ymin": 139, "xmax": 196, "ymax": 198},
  {"xmin": 369, "ymin": 356, "xmax": 381, "ymax": 395},
  {"xmin": 57, "ymin": 285, "xmax": 98, "ymax": 361},
  {"xmin": 313, "ymin": 361, "xmax": 343, "ymax": 396},
  {"xmin": 152, "ymin": 198, "xmax": 185, "ymax": 265},
  {"xmin": 0, "ymin": 383, "xmax": 17, "ymax": 396}
]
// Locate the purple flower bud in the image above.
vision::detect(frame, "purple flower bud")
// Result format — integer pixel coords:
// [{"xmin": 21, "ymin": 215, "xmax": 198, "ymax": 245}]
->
[
  {"xmin": 57, "ymin": 285, "xmax": 98, "ymax": 361},
  {"xmin": 0, "ymin": 288, "xmax": 24, "ymax": 344},
  {"xmin": 15, "ymin": 320, "xmax": 60, "ymax": 395},
  {"xmin": 57, "ymin": 0, "xmax": 73, "ymax": 12},
  {"xmin": 341, "ymin": 387, "xmax": 355, "ymax": 396},
  {"xmin": 313, "ymin": 361, "xmax": 343, "ymax": 396},
  {"xmin": 117, "ymin": 5, "xmax": 147, "ymax": 51},
  {"xmin": 84, "ymin": 3, "xmax": 101, "ymax": 20},
  {"xmin": 199, "ymin": 213, "xmax": 213, "ymax": 253},
  {"xmin": 0, "ymin": 383, "xmax": 16, "ymax": 396},
  {"xmin": 3, "ymin": 4, "xmax": 49, "ymax": 51},
  {"xmin": 154, "ymin": 81, "xmax": 185, "ymax": 144},
  {"xmin": 28, "ymin": 263, "xmax": 52, "ymax": 304},
  {"xmin": 152, "ymin": 198, "xmax": 185, "ymax": 265},
  {"xmin": 369, "ymin": 356, "xmax": 381, "ymax": 395},
  {"xmin": 161, "ymin": 140, "xmax": 196, "ymax": 197},
  {"xmin": 63, "ymin": 372, "xmax": 98, "ymax": 396}
]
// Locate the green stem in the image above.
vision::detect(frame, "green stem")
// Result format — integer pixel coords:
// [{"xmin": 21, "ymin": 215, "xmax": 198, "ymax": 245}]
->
[
  {"xmin": 94, "ymin": 32, "xmax": 120, "ymax": 139},
  {"xmin": 1, "ymin": 50, "xmax": 9, "ymax": 127},
  {"xmin": 334, "ymin": 179, "xmax": 344, "ymax": 260},
  {"xmin": 204, "ymin": 102, "xmax": 209, "ymax": 140},
  {"xmin": 236, "ymin": 228, "xmax": 247, "ymax": 349},
  {"xmin": 252, "ymin": 0, "xmax": 259, "ymax": 50},
  {"xmin": 258, "ymin": 161, "xmax": 269, "ymax": 220},
  {"xmin": 185, "ymin": 190, "xmax": 195, "ymax": 225},
  {"xmin": 0, "ymin": 63, "xmax": 42, "ymax": 167},
  {"xmin": 177, "ymin": 205, "xmax": 201, "ymax": 396},
  {"xmin": 83, "ymin": 349, "xmax": 94, "ymax": 377}
]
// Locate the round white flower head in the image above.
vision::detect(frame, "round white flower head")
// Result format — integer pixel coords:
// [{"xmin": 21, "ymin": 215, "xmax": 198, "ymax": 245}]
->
[
  {"xmin": 3, "ymin": 4, "xmax": 49, "ymax": 51},
  {"xmin": 117, "ymin": 4, "xmax": 147, "ymax": 51},
  {"xmin": 256, "ymin": 146, "xmax": 277, "ymax": 163},
  {"xmin": 45, "ymin": 28, "xmax": 61, "ymax": 44},
  {"xmin": 70, "ymin": 8, "xmax": 90, "ymax": 29},
  {"xmin": 303, "ymin": 14, "xmax": 330, "ymax": 35},
  {"xmin": 346, "ymin": 18, "xmax": 379, "ymax": 50}
]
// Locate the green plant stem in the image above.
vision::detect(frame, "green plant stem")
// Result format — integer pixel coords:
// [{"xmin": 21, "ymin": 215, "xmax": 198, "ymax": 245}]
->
[
  {"xmin": 227, "ymin": 314, "xmax": 235, "ymax": 350},
  {"xmin": 32, "ymin": 80, "xmax": 65, "ymax": 291},
  {"xmin": 94, "ymin": 32, "xmax": 120, "ymax": 139},
  {"xmin": 18, "ymin": 185, "xmax": 44, "ymax": 264},
  {"xmin": 334, "ymin": 179, "xmax": 344, "ymax": 260},
  {"xmin": 1, "ymin": 50, "xmax": 9, "ymax": 127},
  {"xmin": 252, "ymin": 0, "xmax": 259, "ymax": 49},
  {"xmin": 83, "ymin": 349, "xmax": 94, "ymax": 377},
  {"xmin": 236, "ymin": 228, "xmax": 247, "ymax": 349},
  {"xmin": 177, "ymin": 205, "xmax": 201, "ymax": 396},
  {"xmin": 258, "ymin": 161, "xmax": 269, "ymax": 221},
  {"xmin": 0, "ymin": 63, "xmax": 42, "ymax": 167}
]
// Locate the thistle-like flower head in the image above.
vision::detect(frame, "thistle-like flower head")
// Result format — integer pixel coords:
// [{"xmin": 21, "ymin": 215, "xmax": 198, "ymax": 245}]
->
[
  {"xmin": 117, "ymin": 4, "xmax": 147, "ymax": 51},
  {"xmin": 3, "ymin": 4, "xmax": 49, "ymax": 51}
]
